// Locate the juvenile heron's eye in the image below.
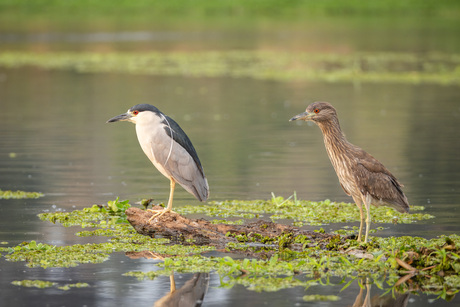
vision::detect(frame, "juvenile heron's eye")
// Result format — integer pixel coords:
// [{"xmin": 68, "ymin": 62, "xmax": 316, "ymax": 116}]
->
[
  {"xmin": 132, "ymin": 110, "xmax": 139, "ymax": 116},
  {"xmin": 314, "ymin": 109, "xmax": 320, "ymax": 114}
]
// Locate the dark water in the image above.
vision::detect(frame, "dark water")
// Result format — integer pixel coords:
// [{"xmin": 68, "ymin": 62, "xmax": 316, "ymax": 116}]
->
[{"xmin": 1, "ymin": 23, "xmax": 460, "ymax": 306}]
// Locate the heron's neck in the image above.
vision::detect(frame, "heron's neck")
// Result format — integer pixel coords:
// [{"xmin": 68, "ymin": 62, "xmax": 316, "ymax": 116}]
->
[{"xmin": 317, "ymin": 119, "xmax": 350, "ymax": 161}]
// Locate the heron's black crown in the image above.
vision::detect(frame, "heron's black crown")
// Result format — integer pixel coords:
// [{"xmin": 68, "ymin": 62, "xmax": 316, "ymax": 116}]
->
[{"xmin": 129, "ymin": 104, "xmax": 161, "ymax": 114}]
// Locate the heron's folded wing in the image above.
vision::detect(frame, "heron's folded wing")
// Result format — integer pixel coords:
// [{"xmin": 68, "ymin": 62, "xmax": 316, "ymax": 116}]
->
[
  {"xmin": 355, "ymin": 158, "xmax": 409, "ymax": 212},
  {"xmin": 161, "ymin": 115, "xmax": 205, "ymax": 177}
]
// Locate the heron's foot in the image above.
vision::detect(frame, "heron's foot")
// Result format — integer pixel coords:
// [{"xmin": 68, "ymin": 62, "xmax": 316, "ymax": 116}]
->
[
  {"xmin": 356, "ymin": 227, "xmax": 363, "ymax": 242},
  {"xmin": 147, "ymin": 251, "xmax": 165, "ymax": 261},
  {"xmin": 356, "ymin": 219, "xmax": 365, "ymax": 242},
  {"xmin": 356, "ymin": 232, "xmax": 369, "ymax": 243},
  {"xmin": 147, "ymin": 208, "xmax": 176, "ymax": 222}
]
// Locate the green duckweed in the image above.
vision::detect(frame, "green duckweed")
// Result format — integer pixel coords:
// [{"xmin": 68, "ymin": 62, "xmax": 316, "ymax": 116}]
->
[
  {"xmin": 11, "ymin": 279, "xmax": 90, "ymax": 290},
  {"xmin": 11, "ymin": 280, "xmax": 57, "ymax": 289},
  {"xmin": 0, "ymin": 189, "xmax": 44, "ymax": 199},
  {"xmin": 177, "ymin": 194, "xmax": 434, "ymax": 226},
  {"xmin": 303, "ymin": 294, "xmax": 341, "ymax": 301},
  {"xmin": 0, "ymin": 51, "xmax": 459, "ymax": 85},
  {"xmin": 2, "ymin": 199, "xmax": 214, "ymax": 268},
  {"xmin": 1, "ymin": 197, "xmax": 458, "ymax": 297}
]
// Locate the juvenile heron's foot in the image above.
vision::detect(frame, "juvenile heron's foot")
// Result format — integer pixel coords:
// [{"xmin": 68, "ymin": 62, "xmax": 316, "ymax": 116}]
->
[
  {"xmin": 147, "ymin": 208, "xmax": 176, "ymax": 222},
  {"xmin": 356, "ymin": 222, "xmax": 364, "ymax": 242},
  {"xmin": 364, "ymin": 224, "xmax": 370, "ymax": 243}
]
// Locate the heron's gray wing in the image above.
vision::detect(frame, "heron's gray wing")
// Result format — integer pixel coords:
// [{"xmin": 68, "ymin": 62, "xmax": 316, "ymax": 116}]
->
[
  {"xmin": 161, "ymin": 115, "xmax": 205, "ymax": 176},
  {"xmin": 149, "ymin": 117, "xmax": 209, "ymax": 201}
]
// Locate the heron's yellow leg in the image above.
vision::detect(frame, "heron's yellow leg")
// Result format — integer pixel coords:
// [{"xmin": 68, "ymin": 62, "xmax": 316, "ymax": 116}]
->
[
  {"xmin": 148, "ymin": 179, "xmax": 177, "ymax": 221},
  {"xmin": 165, "ymin": 179, "xmax": 175, "ymax": 211},
  {"xmin": 364, "ymin": 201, "xmax": 371, "ymax": 243},
  {"xmin": 357, "ymin": 204, "xmax": 364, "ymax": 242},
  {"xmin": 169, "ymin": 274, "xmax": 176, "ymax": 293}
]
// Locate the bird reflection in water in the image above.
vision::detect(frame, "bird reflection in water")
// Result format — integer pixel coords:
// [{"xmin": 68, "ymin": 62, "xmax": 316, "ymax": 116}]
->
[
  {"xmin": 154, "ymin": 273, "xmax": 209, "ymax": 307},
  {"xmin": 350, "ymin": 278, "xmax": 409, "ymax": 307},
  {"xmin": 125, "ymin": 251, "xmax": 209, "ymax": 307}
]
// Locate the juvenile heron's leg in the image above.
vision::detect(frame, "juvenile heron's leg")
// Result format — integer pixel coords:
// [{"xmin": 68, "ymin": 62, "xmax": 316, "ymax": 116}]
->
[
  {"xmin": 354, "ymin": 197, "xmax": 364, "ymax": 242},
  {"xmin": 364, "ymin": 197, "xmax": 371, "ymax": 243},
  {"xmin": 148, "ymin": 178, "xmax": 177, "ymax": 221},
  {"xmin": 358, "ymin": 207, "xmax": 364, "ymax": 242}
]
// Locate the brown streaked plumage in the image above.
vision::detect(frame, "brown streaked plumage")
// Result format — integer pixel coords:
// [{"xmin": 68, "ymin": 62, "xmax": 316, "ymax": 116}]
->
[{"xmin": 290, "ymin": 101, "xmax": 409, "ymax": 242}]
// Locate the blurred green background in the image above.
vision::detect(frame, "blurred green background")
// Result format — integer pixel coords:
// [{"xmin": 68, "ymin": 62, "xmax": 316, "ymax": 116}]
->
[{"xmin": 1, "ymin": 0, "xmax": 459, "ymax": 32}]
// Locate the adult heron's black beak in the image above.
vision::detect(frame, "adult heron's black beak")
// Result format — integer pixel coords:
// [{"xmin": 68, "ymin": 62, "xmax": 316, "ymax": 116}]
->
[
  {"xmin": 289, "ymin": 111, "xmax": 313, "ymax": 122},
  {"xmin": 107, "ymin": 112, "xmax": 132, "ymax": 123}
]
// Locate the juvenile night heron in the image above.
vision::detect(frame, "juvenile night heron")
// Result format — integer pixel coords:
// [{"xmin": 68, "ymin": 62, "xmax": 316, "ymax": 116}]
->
[
  {"xmin": 290, "ymin": 102, "xmax": 409, "ymax": 242},
  {"xmin": 107, "ymin": 104, "xmax": 209, "ymax": 219}
]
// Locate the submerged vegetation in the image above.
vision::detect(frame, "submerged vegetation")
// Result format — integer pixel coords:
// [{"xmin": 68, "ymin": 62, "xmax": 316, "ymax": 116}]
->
[
  {"xmin": 1, "ymin": 197, "xmax": 458, "ymax": 299},
  {"xmin": 0, "ymin": 51, "xmax": 459, "ymax": 85}
]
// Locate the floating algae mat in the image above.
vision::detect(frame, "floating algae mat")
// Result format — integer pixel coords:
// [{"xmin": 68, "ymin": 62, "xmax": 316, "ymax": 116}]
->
[
  {"xmin": 0, "ymin": 197, "xmax": 459, "ymax": 298},
  {"xmin": 11, "ymin": 279, "xmax": 89, "ymax": 291},
  {"xmin": 0, "ymin": 51, "xmax": 459, "ymax": 85},
  {"xmin": 176, "ymin": 194, "xmax": 434, "ymax": 228},
  {"xmin": 0, "ymin": 189, "xmax": 43, "ymax": 199}
]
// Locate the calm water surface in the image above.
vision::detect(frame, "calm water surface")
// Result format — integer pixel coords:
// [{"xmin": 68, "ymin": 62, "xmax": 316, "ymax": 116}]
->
[{"xmin": 1, "ymin": 25, "xmax": 460, "ymax": 306}]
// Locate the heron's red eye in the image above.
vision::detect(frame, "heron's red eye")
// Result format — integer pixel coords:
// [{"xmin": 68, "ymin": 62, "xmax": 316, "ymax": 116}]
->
[
  {"xmin": 314, "ymin": 109, "xmax": 320, "ymax": 114},
  {"xmin": 132, "ymin": 110, "xmax": 139, "ymax": 116}
]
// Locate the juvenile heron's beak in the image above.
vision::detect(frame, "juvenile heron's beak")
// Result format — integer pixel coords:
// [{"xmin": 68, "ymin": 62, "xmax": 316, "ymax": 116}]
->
[
  {"xmin": 107, "ymin": 112, "xmax": 133, "ymax": 123},
  {"xmin": 289, "ymin": 111, "xmax": 313, "ymax": 122}
]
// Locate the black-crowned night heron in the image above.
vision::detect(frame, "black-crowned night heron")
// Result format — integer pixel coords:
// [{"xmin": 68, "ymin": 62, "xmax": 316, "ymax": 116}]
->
[
  {"xmin": 107, "ymin": 104, "xmax": 209, "ymax": 219},
  {"xmin": 290, "ymin": 102, "xmax": 409, "ymax": 243}
]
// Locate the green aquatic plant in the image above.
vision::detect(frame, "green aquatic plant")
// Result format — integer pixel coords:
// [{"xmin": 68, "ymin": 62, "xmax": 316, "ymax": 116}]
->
[
  {"xmin": 0, "ymin": 51, "xmax": 459, "ymax": 85},
  {"xmin": 57, "ymin": 283, "xmax": 90, "ymax": 291},
  {"xmin": 303, "ymin": 294, "xmax": 341, "ymax": 302},
  {"xmin": 1, "ymin": 199, "xmax": 213, "ymax": 268},
  {"xmin": 177, "ymin": 195, "xmax": 434, "ymax": 227},
  {"xmin": 106, "ymin": 197, "xmax": 131, "ymax": 213},
  {"xmin": 2, "ymin": 224, "xmax": 213, "ymax": 268},
  {"xmin": 0, "ymin": 189, "xmax": 44, "ymax": 199},
  {"xmin": 124, "ymin": 233, "xmax": 460, "ymax": 293},
  {"xmin": 210, "ymin": 219, "xmax": 244, "ymax": 225},
  {"xmin": 11, "ymin": 279, "xmax": 89, "ymax": 290},
  {"xmin": 38, "ymin": 197, "xmax": 130, "ymax": 227},
  {"xmin": 11, "ymin": 280, "xmax": 57, "ymax": 289},
  {"xmin": 1, "ymin": 197, "xmax": 459, "ymax": 298},
  {"xmin": 119, "ymin": 201, "xmax": 459, "ymax": 294}
]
